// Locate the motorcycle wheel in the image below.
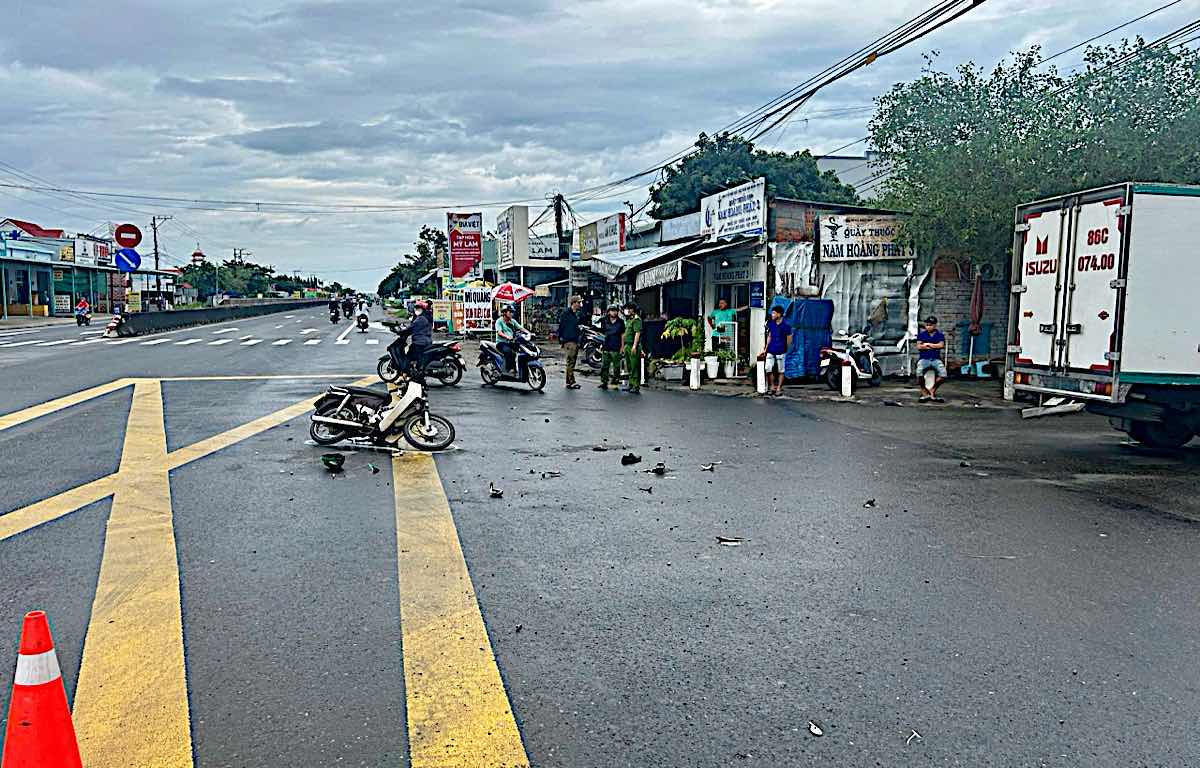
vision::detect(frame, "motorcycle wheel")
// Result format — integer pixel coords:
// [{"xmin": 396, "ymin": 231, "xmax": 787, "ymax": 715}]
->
[
  {"xmin": 402, "ymin": 412, "xmax": 455, "ymax": 451},
  {"xmin": 480, "ymin": 362, "xmax": 501, "ymax": 385},
  {"xmin": 585, "ymin": 343, "xmax": 602, "ymax": 369},
  {"xmin": 309, "ymin": 406, "xmax": 355, "ymax": 445},
  {"xmin": 823, "ymin": 364, "xmax": 841, "ymax": 391},
  {"xmin": 526, "ymin": 366, "xmax": 547, "ymax": 392},
  {"xmin": 378, "ymin": 356, "xmax": 401, "ymax": 383},
  {"xmin": 435, "ymin": 360, "xmax": 464, "ymax": 387},
  {"xmin": 868, "ymin": 362, "xmax": 883, "ymax": 387}
]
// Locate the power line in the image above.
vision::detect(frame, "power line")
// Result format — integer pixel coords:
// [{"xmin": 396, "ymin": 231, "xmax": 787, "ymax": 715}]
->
[{"xmin": 1041, "ymin": 0, "xmax": 1186, "ymax": 64}]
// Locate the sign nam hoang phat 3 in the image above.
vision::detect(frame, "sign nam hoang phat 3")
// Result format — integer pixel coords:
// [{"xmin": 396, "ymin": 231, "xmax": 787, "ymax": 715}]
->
[
  {"xmin": 701, "ymin": 178, "xmax": 765, "ymax": 241},
  {"xmin": 635, "ymin": 260, "xmax": 682, "ymax": 292},
  {"xmin": 819, "ymin": 215, "xmax": 912, "ymax": 261}
]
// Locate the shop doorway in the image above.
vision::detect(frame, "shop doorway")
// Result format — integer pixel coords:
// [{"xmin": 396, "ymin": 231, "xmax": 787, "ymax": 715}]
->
[{"xmin": 716, "ymin": 283, "xmax": 751, "ymax": 363}]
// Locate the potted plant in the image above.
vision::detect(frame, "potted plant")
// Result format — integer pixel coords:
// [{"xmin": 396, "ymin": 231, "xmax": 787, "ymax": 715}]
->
[
  {"xmin": 715, "ymin": 349, "xmax": 737, "ymax": 378},
  {"xmin": 660, "ymin": 319, "xmax": 702, "ymax": 381}
]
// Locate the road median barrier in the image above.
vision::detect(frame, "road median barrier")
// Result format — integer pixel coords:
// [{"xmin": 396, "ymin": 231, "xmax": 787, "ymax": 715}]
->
[{"xmin": 115, "ymin": 300, "xmax": 325, "ymax": 337}]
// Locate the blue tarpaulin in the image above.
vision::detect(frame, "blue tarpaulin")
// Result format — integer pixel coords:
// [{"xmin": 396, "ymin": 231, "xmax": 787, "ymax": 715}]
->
[{"xmin": 768, "ymin": 296, "xmax": 833, "ymax": 378}]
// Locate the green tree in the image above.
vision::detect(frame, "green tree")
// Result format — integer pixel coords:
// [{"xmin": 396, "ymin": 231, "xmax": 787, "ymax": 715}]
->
[
  {"xmin": 377, "ymin": 225, "xmax": 447, "ymax": 297},
  {"xmin": 648, "ymin": 132, "xmax": 858, "ymax": 219},
  {"xmin": 869, "ymin": 40, "xmax": 1200, "ymax": 268}
]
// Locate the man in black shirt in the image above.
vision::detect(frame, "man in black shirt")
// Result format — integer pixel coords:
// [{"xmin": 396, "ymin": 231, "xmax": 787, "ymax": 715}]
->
[
  {"xmin": 557, "ymin": 294, "xmax": 583, "ymax": 389},
  {"xmin": 597, "ymin": 305, "xmax": 625, "ymax": 390}
]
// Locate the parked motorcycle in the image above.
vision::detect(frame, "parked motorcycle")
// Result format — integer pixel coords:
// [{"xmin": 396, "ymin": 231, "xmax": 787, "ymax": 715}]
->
[
  {"xmin": 309, "ymin": 380, "xmax": 455, "ymax": 451},
  {"xmin": 377, "ymin": 341, "xmax": 465, "ymax": 386},
  {"xmin": 819, "ymin": 332, "xmax": 882, "ymax": 390},
  {"xmin": 579, "ymin": 325, "xmax": 604, "ymax": 369},
  {"xmin": 356, "ymin": 312, "xmax": 370, "ymax": 333},
  {"xmin": 75, "ymin": 309, "xmax": 91, "ymax": 327},
  {"xmin": 478, "ymin": 331, "xmax": 546, "ymax": 391},
  {"xmin": 329, "ymin": 308, "xmax": 341, "ymax": 324}
]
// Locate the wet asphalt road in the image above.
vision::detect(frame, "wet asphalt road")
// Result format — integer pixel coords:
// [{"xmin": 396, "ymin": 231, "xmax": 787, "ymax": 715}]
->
[{"xmin": 1, "ymin": 314, "xmax": 1198, "ymax": 767}]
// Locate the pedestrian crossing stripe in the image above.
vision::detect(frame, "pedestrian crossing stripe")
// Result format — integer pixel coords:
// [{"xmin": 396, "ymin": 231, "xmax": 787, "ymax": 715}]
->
[
  {"xmin": 272, "ymin": 339, "xmax": 292, "ymax": 346},
  {"xmin": 175, "ymin": 339, "xmax": 203, "ymax": 346},
  {"xmin": 141, "ymin": 338, "xmax": 173, "ymax": 346},
  {"xmin": 366, "ymin": 339, "xmax": 379, "ymax": 345},
  {"xmin": 106, "ymin": 338, "xmax": 139, "ymax": 345},
  {"xmin": 36, "ymin": 339, "xmax": 76, "ymax": 347},
  {"xmin": 241, "ymin": 339, "xmax": 263, "ymax": 346},
  {"xmin": 209, "ymin": 339, "xmax": 233, "ymax": 346},
  {"xmin": 304, "ymin": 339, "xmax": 321, "ymax": 345}
]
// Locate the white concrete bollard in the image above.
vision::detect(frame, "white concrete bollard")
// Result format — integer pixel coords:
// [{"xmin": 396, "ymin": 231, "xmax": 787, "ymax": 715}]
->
[
  {"xmin": 755, "ymin": 360, "xmax": 767, "ymax": 394},
  {"xmin": 689, "ymin": 358, "xmax": 701, "ymax": 390},
  {"xmin": 840, "ymin": 360, "xmax": 854, "ymax": 398}
]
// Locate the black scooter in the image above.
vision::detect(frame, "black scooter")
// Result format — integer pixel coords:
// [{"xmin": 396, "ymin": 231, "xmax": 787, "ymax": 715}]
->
[
  {"xmin": 377, "ymin": 323, "xmax": 465, "ymax": 386},
  {"xmin": 329, "ymin": 308, "xmax": 341, "ymax": 324}
]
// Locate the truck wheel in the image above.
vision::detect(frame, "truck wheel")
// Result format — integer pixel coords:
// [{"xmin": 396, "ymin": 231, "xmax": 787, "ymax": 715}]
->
[{"xmin": 1129, "ymin": 418, "xmax": 1194, "ymax": 449}]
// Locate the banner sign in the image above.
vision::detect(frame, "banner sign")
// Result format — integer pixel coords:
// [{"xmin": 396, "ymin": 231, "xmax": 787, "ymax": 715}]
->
[
  {"xmin": 596, "ymin": 213, "xmax": 626, "ymax": 254},
  {"xmin": 661, "ymin": 212, "xmax": 701, "ymax": 242},
  {"xmin": 127, "ymin": 291, "xmax": 142, "ymax": 313},
  {"xmin": 73, "ymin": 238, "xmax": 104, "ymax": 266},
  {"xmin": 432, "ymin": 299, "xmax": 453, "ymax": 324},
  {"xmin": 58, "ymin": 244, "xmax": 75, "ymax": 262},
  {"xmin": 579, "ymin": 222, "xmax": 599, "ymax": 260},
  {"xmin": 462, "ymin": 287, "xmax": 493, "ymax": 332},
  {"xmin": 701, "ymin": 177, "xmax": 766, "ymax": 241},
  {"xmin": 819, "ymin": 215, "xmax": 912, "ymax": 261},
  {"xmin": 447, "ymin": 212, "xmax": 482, "ymax": 278},
  {"xmin": 713, "ymin": 257, "xmax": 752, "ymax": 283},
  {"xmin": 451, "ymin": 301, "xmax": 465, "ymax": 332},
  {"xmin": 634, "ymin": 259, "xmax": 682, "ymax": 292},
  {"xmin": 529, "ymin": 234, "xmax": 559, "ymax": 260}
]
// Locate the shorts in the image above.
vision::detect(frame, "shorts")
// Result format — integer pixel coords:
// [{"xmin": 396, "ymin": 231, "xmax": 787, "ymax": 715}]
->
[
  {"xmin": 764, "ymin": 352, "xmax": 786, "ymax": 373},
  {"xmin": 917, "ymin": 358, "xmax": 947, "ymax": 378}
]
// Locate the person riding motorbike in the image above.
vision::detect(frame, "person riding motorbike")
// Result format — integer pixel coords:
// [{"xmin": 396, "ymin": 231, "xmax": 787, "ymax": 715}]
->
[
  {"xmin": 388, "ymin": 299, "xmax": 434, "ymax": 377},
  {"xmin": 494, "ymin": 304, "xmax": 527, "ymax": 374}
]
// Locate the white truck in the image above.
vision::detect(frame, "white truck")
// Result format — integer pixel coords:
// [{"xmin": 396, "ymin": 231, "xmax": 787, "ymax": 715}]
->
[{"xmin": 1005, "ymin": 182, "xmax": 1200, "ymax": 448}]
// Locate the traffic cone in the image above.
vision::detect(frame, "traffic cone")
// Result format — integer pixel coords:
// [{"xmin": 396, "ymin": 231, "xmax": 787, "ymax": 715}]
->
[{"xmin": 2, "ymin": 611, "xmax": 81, "ymax": 768}]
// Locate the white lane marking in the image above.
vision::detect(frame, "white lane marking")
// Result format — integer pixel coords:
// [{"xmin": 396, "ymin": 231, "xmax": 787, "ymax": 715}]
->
[
  {"xmin": 209, "ymin": 339, "xmax": 233, "ymax": 346},
  {"xmin": 284, "ymin": 315, "xmax": 295, "ymax": 318},
  {"xmin": 140, "ymin": 338, "xmax": 174, "ymax": 346},
  {"xmin": 365, "ymin": 339, "xmax": 379, "ymax": 345},
  {"xmin": 0, "ymin": 340, "xmax": 43, "ymax": 348},
  {"xmin": 272, "ymin": 339, "xmax": 293, "ymax": 346},
  {"xmin": 211, "ymin": 328, "xmax": 239, "ymax": 335},
  {"xmin": 79, "ymin": 329, "xmax": 106, "ymax": 336},
  {"xmin": 300, "ymin": 328, "xmax": 319, "ymax": 335},
  {"xmin": 303, "ymin": 339, "xmax": 321, "ymax": 346},
  {"xmin": 175, "ymin": 339, "xmax": 203, "ymax": 346},
  {"xmin": 0, "ymin": 329, "xmax": 39, "ymax": 339},
  {"xmin": 106, "ymin": 338, "xmax": 140, "ymax": 345},
  {"xmin": 335, "ymin": 340, "xmax": 350, "ymax": 345},
  {"xmin": 36, "ymin": 339, "xmax": 77, "ymax": 347},
  {"xmin": 274, "ymin": 324, "xmax": 284, "ymax": 329},
  {"xmin": 335, "ymin": 323, "xmax": 356, "ymax": 344},
  {"xmin": 241, "ymin": 339, "xmax": 264, "ymax": 346},
  {"xmin": 68, "ymin": 339, "xmax": 107, "ymax": 346},
  {"xmin": 295, "ymin": 319, "xmax": 302, "ymax": 323}
]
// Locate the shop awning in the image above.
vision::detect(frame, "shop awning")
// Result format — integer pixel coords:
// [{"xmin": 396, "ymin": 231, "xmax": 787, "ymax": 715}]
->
[{"xmin": 589, "ymin": 240, "xmax": 701, "ymax": 281}]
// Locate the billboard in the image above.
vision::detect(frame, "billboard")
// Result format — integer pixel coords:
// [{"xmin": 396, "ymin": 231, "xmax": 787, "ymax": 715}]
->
[
  {"xmin": 447, "ymin": 212, "xmax": 483, "ymax": 278},
  {"xmin": 818, "ymin": 215, "xmax": 911, "ymax": 261},
  {"xmin": 661, "ymin": 212, "xmax": 701, "ymax": 242},
  {"xmin": 579, "ymin": 222, "xmax": 599, "ymax": 260},
  {"xmin": 596, "ymin": 213, "xmax": 626, "ymax": 254},
  {"xmin": 529, "ymin": 234, "xmax": 559, "ymax": 260},
  {"xmin": 496, "ymin": 206, "xmax": 529, "ymax": 270},
  {"xmin": 462, "ymin": 286, "xmax": 493, "ymax": 332},
  {"xmin": 701, "ymin": 177, "xmax": 766, "ymax": 241}
]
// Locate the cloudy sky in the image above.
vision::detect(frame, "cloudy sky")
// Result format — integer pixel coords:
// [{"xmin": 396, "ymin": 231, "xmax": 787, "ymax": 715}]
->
[{"xmin": 0, "ymin": 0, "xmax": 1191, "ymax": 288}]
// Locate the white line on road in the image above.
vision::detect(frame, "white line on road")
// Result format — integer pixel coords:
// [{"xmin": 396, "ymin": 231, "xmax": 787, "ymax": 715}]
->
[
  {"xmin": 284, "ymin": 315, "xmax": 295, "ymax": 318},
  {"xmin": 175, "ymin": 339, "xmax": 203, "ymax": 346},
  {"xmin": 241, "ymin": 339, "xmax": 264, "ymax": 346},
  {"xmin": 303, "ymin": 339, "xmax": 321, "ymax": 346},
  {"xmin": 209, "ymin": 339, "xmax": 233, "ymax": 346},
  {"xmin": 0, "ymin": 330, "xmax": 39, "ymax": 339},
  {"xmin": 211, "ymin": 328, "xmax": 239, "ymax": 335},
  {"xmin": 365, "ymin": 339, "xmax": 379, "ymax": 345},
  {"xmin": 140, "ymin": 338, "xmax": 174, "ymax": 346},
  {"xmin": 300, "ymin": 328, "xmax": 319, "ymax": 335},
  {"xmin": 0, "ymin": 340, "xmax": 43, "ymax": 348},
  {"xmin": 69, "ymin": 339, "xmax": 107, "ymax": 346},
  {"xmin": 295, "ymin": 319, "xmax": 302, "ymax": 323},
  {"xmin": 79, "ymin": 329, "xmax": 106, "ymax": 336},
  {"xmin": 335, "ymin": 323, "xmax": 356, "ymax": 344},
  {"xmin": 106, "ymin": 338, "xmax": 140, "ymax": 345},
  {"xmin": 274, "ymin": 324, "xmax": 283, "ymax": 329},
  {"xmin": 272, "ymin": 339, "xmax": 293, "ymax": 346},
  {"xmin": 36, "ymin": 339, "xmax": 76, "ymax": 347}
]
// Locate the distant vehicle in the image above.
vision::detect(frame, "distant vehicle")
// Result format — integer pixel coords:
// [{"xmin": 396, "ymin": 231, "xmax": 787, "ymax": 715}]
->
[
  {"xmin": 820, "ymin": 332, "xmax": 882, "ymax": 390},
  {"xmin": 1006, "ymin": 182, "xmax": 1200, "ymax": 448}
]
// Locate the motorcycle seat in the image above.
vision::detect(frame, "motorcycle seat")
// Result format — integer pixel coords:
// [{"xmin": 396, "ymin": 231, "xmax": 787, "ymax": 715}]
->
[{"xmin": 336, "ymin": 385, "xmax": 391, "ymax": 402}]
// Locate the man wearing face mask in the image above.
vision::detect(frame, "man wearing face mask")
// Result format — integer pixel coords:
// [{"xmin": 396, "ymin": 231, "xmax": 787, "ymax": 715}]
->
[
  {"xmin": 388, "ymin": 298, "xmax": 433, "ymax": 378},
  {"xmin": 620, "ymin": 302, "xmax": 643, "ymax": 394}
]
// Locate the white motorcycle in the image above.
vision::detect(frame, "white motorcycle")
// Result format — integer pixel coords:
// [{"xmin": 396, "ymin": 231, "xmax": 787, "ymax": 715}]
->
[
  {"xmin": 309, "ymin": 380, "xmax": 455, "ymax": 451},
  {"xmin": 819, "ymin": 332, "xmax": 883, "ymax": 391}
]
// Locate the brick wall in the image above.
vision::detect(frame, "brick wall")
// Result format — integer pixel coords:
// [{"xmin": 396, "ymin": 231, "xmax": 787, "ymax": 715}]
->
[{"xmin": 930, "ymin": 258, "xmax": 1009, "ymax": 363}]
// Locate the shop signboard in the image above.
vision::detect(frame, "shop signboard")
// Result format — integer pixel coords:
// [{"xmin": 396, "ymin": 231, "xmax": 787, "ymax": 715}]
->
[
  {"xmin": 634, "ymin": 260, "xmax": 682, "ymax": 292},
  {"xmin": 462, "ymin": 287, "xmax": 493, "ymax": 332},
  {"xmin": 529, "ymin": 234, "xmax": 559, "ymax": 260},
  {"xmin": 55, "ymin": 294, "xmax": 72, "ymax": 313},
  {"xmin": 749, "ymin": 281, "xmax": 765, "ymax": 308},
  {"xmin": 73, "ymin": 238, "xmax": 100, "ymax": 266},
  {"xmin": 127, "ymin": 291, "xmax": 142, "ymax": 313},
  {"xmin": 579, "ymin": 222, "xmax": 599, "ymax": 260},
  {"xmin": 432, "ymin": 299, "xmax": 453, "ymax": 324},
  {"xmin": 451, "ymin": 301, "xmax": 465, "ymax": 332},
  {"xmin": 447, "ymin": 212, "xmax": 482, "ymax": 278},
  {"xmin": 661, "ymin": 212, "xmax": 701, "ymax": 243},
  {"xmin": 95, "ymin": 241, "xmax": 113, "ymax": 266},
  {"xmin": 596, "ymin": 213, "xmax": 626, "ymax": 254},
  {"xmin": 58, "ymin": 244, "xmax": 75, "ymax": 262},
  {"xmin": 818, "ymin": 215, "xmax": 912, "ymax": 261},
  {"xmin": 713, "ymin": 257, "xmax": 752, "ymax": 283},
  {"xmin": 701, "ymin": 178, "xmax": 766, "ymax": 241},
  {"xmin": 497, "ymin": 206, "xmax": 529, "ymax": 270}
]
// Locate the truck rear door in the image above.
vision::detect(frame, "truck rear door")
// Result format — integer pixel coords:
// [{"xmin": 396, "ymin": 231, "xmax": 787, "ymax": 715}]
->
[
  {"xmin": 1015, "ymin": 208, "xmax": 1066, "ymax": 368},
  {"xmin": 1062, "ymin": 197, "xmax": 1124, "ymax": 374}
]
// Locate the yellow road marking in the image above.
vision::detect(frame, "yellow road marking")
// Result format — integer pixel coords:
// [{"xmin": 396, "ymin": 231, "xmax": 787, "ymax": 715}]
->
[
  {"xmin": 0, "ymin": 378, "xmax": 132, "ymax": 433},
  {"xmin": 157, "ymin": 373, "xmax": 374, "ymax": 382},
  {"xmin": 71, "ymin": 381, "xmax": 193, "ymax": 768},
  {"xmin": 392, "ymin": 452, "xmax": 529, "ymax": 768},
  {"xmin": 0, "ymin": 476, "xmax": 118, "ymax": 541}
]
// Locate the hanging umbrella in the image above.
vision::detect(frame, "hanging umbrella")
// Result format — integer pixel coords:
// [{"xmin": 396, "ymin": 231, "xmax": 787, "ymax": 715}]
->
[
  {"xmin": 962, "ymin": 272, "xmax": 985, "ymax": 375},
  {"xmin": 492, "ymin": 282, "xmax": 535, "ymax": 304}
]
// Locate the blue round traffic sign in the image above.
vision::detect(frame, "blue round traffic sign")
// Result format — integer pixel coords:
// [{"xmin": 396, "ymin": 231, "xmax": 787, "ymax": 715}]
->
[{"xmin": 116, "ymin": 248, "xmax": 141, "ymax": 273}]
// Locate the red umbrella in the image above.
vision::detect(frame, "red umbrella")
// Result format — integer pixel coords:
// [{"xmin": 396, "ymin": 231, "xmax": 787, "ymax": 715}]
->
[
  {"xmin": 492, "ymin": 282, "xmax": 535, "ymax": 304},
  {"xmin": 968, "ymin": 273, "xmax": 985, "ymax": 336}
]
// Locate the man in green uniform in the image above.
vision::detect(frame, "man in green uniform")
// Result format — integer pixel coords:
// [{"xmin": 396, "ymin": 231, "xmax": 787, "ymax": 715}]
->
[{"xmin": 621, "ymin": 302, "xmax": 643, "ymax": 394}]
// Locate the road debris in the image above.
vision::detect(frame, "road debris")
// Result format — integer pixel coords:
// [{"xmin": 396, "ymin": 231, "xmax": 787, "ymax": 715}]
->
[
  {"xmin": 541, "ymin": 471, "xmax": 563, "ymax": 479},
  {"xmin": 863, "ymin": 498, "xmax": 876, "ymax": 509},
  {"xmin": 967, "ymin": 554, "xmax": 1019, "ymax": 560},
  {"xmin": 700, "ymin": 462, "xmax": 722, "ymax": 471},
  {"xmin": 906, "ymin": 729, "xmax": 922, "ymax": 746},
  {"xmin": 807, "ymin": 721, "xmax": 824, "ymax": 737},
  {"xmin": 489, "ymin": 483, "xmax": 504, "ymax": 499},
  {"xmin": 644, "ymin": 462, "xmax": 667, "ymax": 476},
  {"xmin": 960, "ymin": 460, "xmax": 972, "ymax": 468},
  {"xmin": 368, "ymin": 463, "xmax": 380, "ymax": 474},
  {"xmin": 638, "ymin": 486, "xmax": 654, "ymax": 494},
  {"xmin": 320, "ymin": 453, "xmax": 345, "ymax": 474},
  {"xmin": 593, "ymin": 446, "xmax": 609, "ymax": 452},
  {"xmin": 621, "ymin": 452, "xmax": 642, "ymax": 466},
  {"xmin": 884, "ymin": 400, "xmax": 904, "ymax": 407},
  {"xmin": 716, "ymin": 536, "xmax": 746, "ymax": 547}
]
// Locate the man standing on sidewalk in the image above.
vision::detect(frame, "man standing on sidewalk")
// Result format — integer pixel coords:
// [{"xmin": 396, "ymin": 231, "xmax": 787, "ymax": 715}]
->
[
  {"xmin": 597, "ymin": 305, "xmax": 624, "ymax": 390},
  {"xmin": 558, "ymin": 294, "xmax": 583, "ymax": 390},
  {"xmin": 621, "ymin": 302, "xmax": 644, "ymax": 394}
]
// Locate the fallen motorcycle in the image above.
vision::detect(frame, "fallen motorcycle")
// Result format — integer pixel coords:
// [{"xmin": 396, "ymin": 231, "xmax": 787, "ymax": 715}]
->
[{"xmin": 308, "ymin": 379, "xmax": 455, "ymax": 451}]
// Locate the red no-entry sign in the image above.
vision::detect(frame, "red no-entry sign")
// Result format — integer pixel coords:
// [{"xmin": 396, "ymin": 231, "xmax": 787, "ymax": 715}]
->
[{"xmin": 114, "ymin": 223, "xmax": 142, "ymax": 249}]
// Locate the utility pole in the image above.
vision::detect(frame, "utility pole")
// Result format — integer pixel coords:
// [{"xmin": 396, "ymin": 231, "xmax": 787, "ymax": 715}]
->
[
  {"xmin": 552, "ymin": 194, "xmax": 567, "ymax": 260},
  {"xmin": 150, "ymin": 215, "xmax": 172, "ymax": 306}
]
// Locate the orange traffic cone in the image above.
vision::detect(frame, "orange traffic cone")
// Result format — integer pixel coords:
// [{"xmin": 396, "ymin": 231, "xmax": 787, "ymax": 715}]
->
[{"xmin": 2, "ymin": 611, "xmax": 81, "ymax": 768}]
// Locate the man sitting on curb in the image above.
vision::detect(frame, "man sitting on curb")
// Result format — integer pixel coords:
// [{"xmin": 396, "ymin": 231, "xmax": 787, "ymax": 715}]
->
[{"xmin": 916, "ymin": 315, "xmax": 947, "ymax": 403}]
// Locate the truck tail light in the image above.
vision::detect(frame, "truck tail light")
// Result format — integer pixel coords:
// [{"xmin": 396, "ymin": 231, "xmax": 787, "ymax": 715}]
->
[
  {"xmin": 1093, "ymin": 382, "xmax": 1113, "ymax": 396},
  {"xmin": 1014, "ymin": 372, "xmax": 1029, "ymax": 385}
]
